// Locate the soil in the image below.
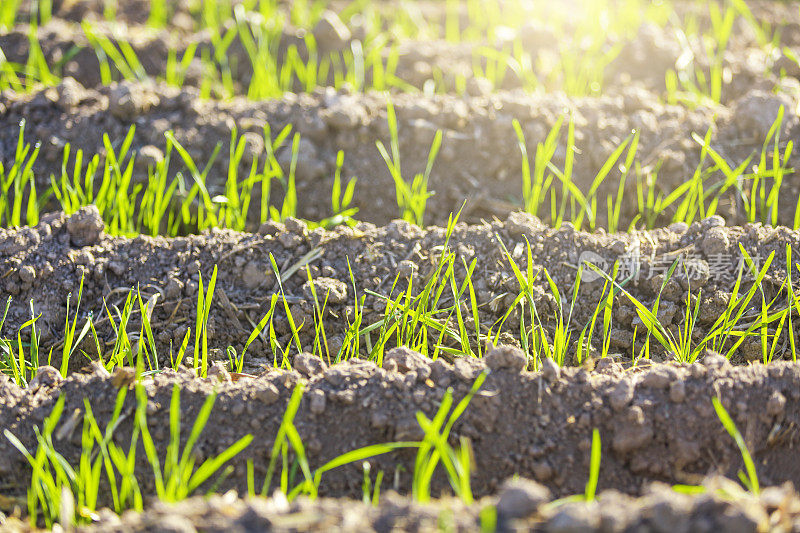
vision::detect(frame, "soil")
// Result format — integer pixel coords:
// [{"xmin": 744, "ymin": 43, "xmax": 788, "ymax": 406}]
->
[
  {"xmin": 4, "ymin": 1, "xmax": 800, "ymax": 98},
  {"xmin": 3, "ymin": 81, "xmax": 800, "ymax": 229},
  {"xmin": 1, "ymin": 353, "xmax": 800, "ymax": 506},
  {"xmin": 4, "ymin": 476, "xmax": 796, "ymax": 532},
  {"xmin": 5, "ymin": 1, "xmax": 800, "ymax": 530},
  {"xmin": 2, "ymin": 210, "xmax": 800, "ymax": 370},
  {"xmin": 4, "ymin": 2, "xmax": 800, "ymax": 229}
]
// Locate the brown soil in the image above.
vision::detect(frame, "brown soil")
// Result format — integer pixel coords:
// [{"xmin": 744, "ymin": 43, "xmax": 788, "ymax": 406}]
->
[
  {"xmin": 2, "ymin": 209, "xmax": 799, "ymax": 371},
  {"xmin": 2, "ymin": 81, "xmax": 800, "ymax": 229},
  {"xmin": 4, "ymin": 0, "xmax": 800, "ymax": 230},
  {"xmin": 5, "ymin": 1, "xmax": 800, "ymax": 98},
  {"xmin": 5, "ymin": 476, "xmax": 796, "ymax": 532},
  {"xmin": 5, "ymin": 1, "xmax": 800, "ymax": 530},
  {"xmin": 1, "ymin": 354, "xmax": 799, "ymax": 508}
]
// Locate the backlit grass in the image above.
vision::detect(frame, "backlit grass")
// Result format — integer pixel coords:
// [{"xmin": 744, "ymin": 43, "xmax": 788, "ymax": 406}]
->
[
  {"xmin": 1, "ymin": 0, "xmax": 797, "ymax": 528},
  {"xmin": 0, "ymin": 0, "xmax": 791, "ymax": 99},
  {"xmin": 4, "ymin": 207, "xmax": 800, "ymax": 395},
  {"xmin": 0, "ymin": 102, "xmax": 796, "ymax": 236}
]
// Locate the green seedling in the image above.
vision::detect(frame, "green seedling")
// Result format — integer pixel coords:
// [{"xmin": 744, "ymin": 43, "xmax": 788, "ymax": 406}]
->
[
  {"xmin": 136, "ymin": 383, "xmax": 254, "ymax": 502},
  {"xmin": 317, "ymin": 150, "xmax": 358, "ymax": 228},
  {"xmin": 4, "ymin": 387, "xmax": 131, "ymax": 527},
  {"xmin": 1, "ymin": 121, "xmax": 44, "ymax": 228},
  {"xmin": 194, "ymin": 265, "xmax": 218, "ymax": 377},
  {"xmin": 82, "ymin": 22, "xmax": 147, "ymax": 83},
  {"xmin": 585, "ymin": 428, "xmax": 601, "ymax": 501},
  {"xmin": 0, "ymin": 0, "xmax": 23, "ymax": 31},
  {"xmin": 712, "ymin": 396, "xmax": 759, "ymax": 494},
  {"xmin": 413, "ymin": 371, "xmax": 487, "ymax": 503},
  {"xmin": 377, "ymin": 99, "xmax": 443, "ymax": 226}
]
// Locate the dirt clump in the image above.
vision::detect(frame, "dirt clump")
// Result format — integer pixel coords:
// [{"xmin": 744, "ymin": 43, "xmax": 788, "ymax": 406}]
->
[{"xmin": 65, "ymin": 205, "xmax": 104, "ymax": 246}]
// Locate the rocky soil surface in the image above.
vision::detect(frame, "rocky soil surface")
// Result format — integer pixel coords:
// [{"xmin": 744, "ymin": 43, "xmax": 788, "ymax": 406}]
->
[
  {"xmin": 1, "ymin": 350, "xmax": 800, "ymax": 504},
  {"xmin": 5, "ymin": 0, "xmax": 800, "ymax": 97},
  {"xmin": 2, "ymin": 208, "xmax": 799, "ymax": 370},
  {"xmin": 5, "ymin": 476, "xmax": 797, "ymax": 532},
  {"xmin": 6, "ymin": 1, "xmax": 800, "ymax": 531},
  {"xmin": 2, "ymin": 80, "xmax": 799, "ymax": 228},
  {"xmin": 4, "ymin": 0, "xmax": 800, "ymax": 230}
]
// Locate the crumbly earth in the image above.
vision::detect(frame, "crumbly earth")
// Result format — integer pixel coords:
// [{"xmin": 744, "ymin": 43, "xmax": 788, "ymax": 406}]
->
[
  {"xmin": 3, "ymin": 476, "xmax": 797, "ymax": 532},
  {"xmin": 5, "ymin": 1, "xmax": 800, "ymax": 530},
  {"xmin": 2, "ymin": 80, "xmax": 799, "ymax": 228},
  {"xmin": 4, "ymin": 0, "xmax": 800, "ymax": 228},
  {"xmin": 2, "ymin": 209, "xmax": 799, "ymax": 370},
  {"xmin": 1, "ymin": 351, "xmax": 800, "ymax": 509},
  {"xmin": 4, "ymin": 0, "xmax": 800, "ymax": 98}
]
